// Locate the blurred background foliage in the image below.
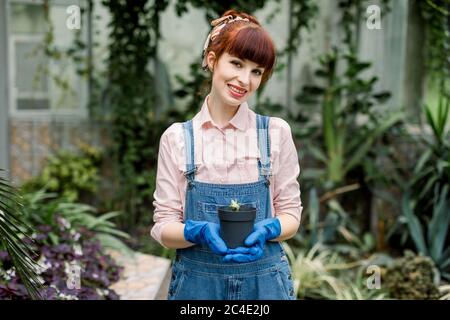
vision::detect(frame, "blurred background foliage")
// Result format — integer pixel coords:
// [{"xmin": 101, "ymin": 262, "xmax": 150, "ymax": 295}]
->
[{"xmin": 1, "ymin": 0, "xmax": 449, "ymax": 299}]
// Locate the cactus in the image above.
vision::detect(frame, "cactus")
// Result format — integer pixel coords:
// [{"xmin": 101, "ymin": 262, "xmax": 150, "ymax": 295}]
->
[{"xmin": 229, "ymin": 199, "xmax": 241, "ymax": 211}]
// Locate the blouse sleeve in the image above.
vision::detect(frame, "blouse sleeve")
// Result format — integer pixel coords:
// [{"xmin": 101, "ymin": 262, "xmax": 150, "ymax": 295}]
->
[
  {"xmin": 271, "ymin": 118, "xmax": 303, "ymax": 222},
  {"xmin": 150, "ymin": 124, "xmax": 185, "ymax": 247}
]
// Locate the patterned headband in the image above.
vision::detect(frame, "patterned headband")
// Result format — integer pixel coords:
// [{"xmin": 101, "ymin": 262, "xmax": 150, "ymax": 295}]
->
[{"xmin": 201, "ymin": 15, "xmax": 250, "ymax": 71}]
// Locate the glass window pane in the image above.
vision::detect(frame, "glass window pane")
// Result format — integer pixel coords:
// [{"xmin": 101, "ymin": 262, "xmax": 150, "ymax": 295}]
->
[
  {"xmin": 10, "ymin": 2, "xmax": 87, "ymax": 113},
  {"xmin": 17, "ymin": 98, "xmax": 49, "ymax": 110},
  {"xmin": 15, "ymin": 41, "xmax": 48, "ymax": 93},
  {"xmin": 50, "ymin": 6, "xmax": 77, "ymax": 47},
  {"xmin": 10, "ymin": 3, "xmax": 47, "ymax": 35},
  {"xmin": 49, "ymin": 59, "xmax": 80, "ymax": 110}
]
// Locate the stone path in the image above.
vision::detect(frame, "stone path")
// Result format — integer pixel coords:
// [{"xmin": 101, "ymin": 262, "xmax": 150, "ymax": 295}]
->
[{"xmin": 107, "ymin": 250, "xmax": 172, "ymax": 300}]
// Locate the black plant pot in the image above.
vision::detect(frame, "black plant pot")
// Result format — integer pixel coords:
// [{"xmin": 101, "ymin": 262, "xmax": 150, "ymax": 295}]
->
[{"xmin": 218, "ymin": 205, "xmax": 256, "ymax": 249}]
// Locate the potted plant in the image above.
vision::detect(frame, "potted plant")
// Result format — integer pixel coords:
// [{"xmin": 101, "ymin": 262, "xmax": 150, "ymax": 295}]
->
[{"xmin": 218, "ymin": 200, "xmax": 256, "ymax": 248}]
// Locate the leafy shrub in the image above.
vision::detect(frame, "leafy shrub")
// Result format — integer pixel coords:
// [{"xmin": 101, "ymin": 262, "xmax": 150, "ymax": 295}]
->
[
  {"xmin": 387, "ymin": 95, "xmax": 449, "ymax": 278},
  {"xmin": 19, "ymin": 190, "xmax": 133, "ymax": 256},
  {"xmin": 383, "ymin": 250, "xmax": 440, "ymax": 300},
  {"xmin": 22, "ymin": 144, "xmax": 101, "ymax": 202},
  {"xmin": 0, "ymin": 185, "xmax": 132, "ymax": 300},
  {"xmin": 0, "ymin": 217, "xmax": 123, "ymax": 300},
  {"xmin": 0, "ymin": 169, "xmax": 44, "ymax": 299},
  {"xmin": 283, "ymin": 243, "xmax": 389, "ymax": 300}
]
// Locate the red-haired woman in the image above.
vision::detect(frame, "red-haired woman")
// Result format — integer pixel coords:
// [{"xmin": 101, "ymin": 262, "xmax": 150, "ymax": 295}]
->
[{"xmin": 151, "ymin": 9, "xmax": 302, "ymax": 300}]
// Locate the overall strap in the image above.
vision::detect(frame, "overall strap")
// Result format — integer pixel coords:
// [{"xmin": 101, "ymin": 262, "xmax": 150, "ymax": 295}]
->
[
  {"xmin": 182, "ymin": 120, "xmax": 197, "ymax": 185},
  {"xmin": 256, "ymin": 114, "xmax": 272, "ymax": 185}
]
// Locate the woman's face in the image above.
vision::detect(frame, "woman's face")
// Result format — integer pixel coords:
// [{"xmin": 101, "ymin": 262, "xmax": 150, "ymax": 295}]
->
[{"xmin": 208, "ymin": 51, "xmax": 265, "ymax": 106}]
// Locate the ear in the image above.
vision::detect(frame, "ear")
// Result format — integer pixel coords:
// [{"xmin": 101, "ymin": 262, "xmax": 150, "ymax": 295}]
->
[{"xmin": 207, "ymin": 51, "xmax": 216, "ymax": 72}]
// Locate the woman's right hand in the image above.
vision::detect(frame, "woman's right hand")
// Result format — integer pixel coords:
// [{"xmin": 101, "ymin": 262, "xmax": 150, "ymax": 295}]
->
[{"xmin": 184, "ymin": 219, "xmax": 228, "ymax": 255}]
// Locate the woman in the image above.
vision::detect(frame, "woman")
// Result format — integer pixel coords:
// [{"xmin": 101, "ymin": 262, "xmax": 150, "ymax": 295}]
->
[{"xmin": 151, "ymin": 9, "xmax": 303, "ymax": 300}]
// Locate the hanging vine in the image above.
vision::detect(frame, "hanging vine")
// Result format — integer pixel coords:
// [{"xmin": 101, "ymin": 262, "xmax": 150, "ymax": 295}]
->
[
  {"xmin": 101, "ymin": 0, "xmax": 169, "ymax": 232},
  {"xmin": 283, "ymin": 0, "xmax": 319, "ymax": 57},
  {"xmin": 420, "ymin": 0, "xmax": 450, "ymax": 97}
]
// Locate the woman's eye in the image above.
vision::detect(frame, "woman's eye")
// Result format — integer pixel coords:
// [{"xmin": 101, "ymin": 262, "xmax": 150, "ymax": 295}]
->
[{"xmin": 231, "ymin": 60, "xmax": 262, "ymax": 76}]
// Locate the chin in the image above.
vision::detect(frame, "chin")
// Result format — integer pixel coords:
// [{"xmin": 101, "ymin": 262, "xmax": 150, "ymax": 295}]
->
[{"xmin": 222, "ymin": 94, "xmax": 241, "ymax": 106}]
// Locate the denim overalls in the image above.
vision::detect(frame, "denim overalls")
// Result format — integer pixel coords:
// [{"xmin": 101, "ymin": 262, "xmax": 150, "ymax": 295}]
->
[{"xmin": 168, "ymin": 114, "xmax": 295, "ymax": 300}]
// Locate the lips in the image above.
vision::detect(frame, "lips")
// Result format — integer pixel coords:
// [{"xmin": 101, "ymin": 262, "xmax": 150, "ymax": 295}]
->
[{"xmin": 227, "ymin": 84, "xmax": 247, "ymax": 98}]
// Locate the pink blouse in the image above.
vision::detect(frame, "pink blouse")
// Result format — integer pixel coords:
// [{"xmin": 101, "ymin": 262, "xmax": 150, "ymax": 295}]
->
[{"xmin": 151, "ymin": 95, "xmax": 303, "ymax": 246}]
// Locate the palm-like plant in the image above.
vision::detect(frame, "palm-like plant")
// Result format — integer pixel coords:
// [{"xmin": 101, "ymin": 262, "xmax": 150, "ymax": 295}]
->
[
  {"xmin": 296, "ymin": 48, "xmax": 403, "ymax": 186},
  {"xmin": 0, "ymin": 169, "xmax": 44, "ymax": 299},
  {"xmin": 389, "ymin": 95, "xmax": 450, "ymax": 281},
  {"xmin": 283, "ymin": 242, "xmax": 389, "ymax": 300},
  {"xmin": 401, "ymin": 185, "xmax": 450, "ymax": 281}
]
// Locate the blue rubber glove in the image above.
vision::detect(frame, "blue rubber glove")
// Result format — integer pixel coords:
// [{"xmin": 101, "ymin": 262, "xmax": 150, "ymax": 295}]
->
[
  {"xmin": 223, "ymin": 218, "xmax": 281, "ymax": 263},
  {"xmin": 223, "ymin": 246, "xmax": 263, "ymax": 263},
  {"xmin": 184, "ymin": 219, "xmax": 228, "ymax": 255}
]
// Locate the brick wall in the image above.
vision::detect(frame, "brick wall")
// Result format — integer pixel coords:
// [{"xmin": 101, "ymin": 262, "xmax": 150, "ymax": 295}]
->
[{"xmin": 9, "ymin": 118, "xmax": 112, "ymax": 186}]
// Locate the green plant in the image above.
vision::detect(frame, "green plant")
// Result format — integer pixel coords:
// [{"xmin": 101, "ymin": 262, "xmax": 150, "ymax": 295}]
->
[
  {"xmin": 292, "ymin": 187, "xmax": 375, "ymax": 259},
  {"xmin": 420, "ymin": 0, "xmax": 450, "ymax": 98},
  {"xmin": 21, "ymin": 145, "xmax": 101, "ymax": 202},
  {"xmin": 387, "ymin": 95, "xmax": 449, "ymax": 279},
  {"xmin": 425, "ymin": 94, "xmax": 450, "ymax": 146},
  {"xmin": 400, "ymin": 185, "xmax": 450, "ymax": 281},
  {"xmin": 439, "ymin": 284, "xmax": 450, "ymax": 300},
  {"xmin": 172, "ymin": 62, "xmax": 211, "ymax": 122},
  {"xmin": 283, "ymin": 242, "xmax": 388, "ymax": 300},
  {"xmin": 174, "ymin": 0, "xmax": 269, "ymax": 20},
  {"xmin": 1, "ymin": 220, "xmax": 123, "ymax": 299},
  {"xmin": 20, "ymin": 189, "xmax": 133, "ymax": 257},
  {"xmin": 408, "ymin": 95, "xmax": 450, "ymax": 208},
  {"xmin": 384, "ymin": 250, "xmax": 441, "ymax": 299},
  {"xmin": 229, "ymin": 199, "xmax": 241, "ymax": 211},
  {"xmin": 296, "ymin": 48, "xmax": 402, "ymax": 186},
  {"xmin": 0, "ymin": 170, "xmax": 43, "ymax": 299},
  {"xmin": 283, "ymin": 242, "xmax": 343, "ymax": 299},
  {"xmin": 102, "ymin": 0, "xmax": 170, "ymax": 232}
]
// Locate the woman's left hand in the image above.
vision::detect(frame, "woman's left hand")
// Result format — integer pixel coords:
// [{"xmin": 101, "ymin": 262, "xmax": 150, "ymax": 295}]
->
[{"xmin": 222, "ymin": 218, "xmax": 281, "ymax": 263}]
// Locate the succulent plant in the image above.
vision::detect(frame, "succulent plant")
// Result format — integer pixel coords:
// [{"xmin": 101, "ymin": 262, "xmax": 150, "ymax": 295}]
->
[{"xmin": 229, "ymin": 199, "xmax": 241, "ymax": 211}]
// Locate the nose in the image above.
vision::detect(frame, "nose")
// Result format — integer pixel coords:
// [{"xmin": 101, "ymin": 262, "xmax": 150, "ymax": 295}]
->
[{"xmin": 237, "ymin": 69, "xmax": 251, "ymax": 87}]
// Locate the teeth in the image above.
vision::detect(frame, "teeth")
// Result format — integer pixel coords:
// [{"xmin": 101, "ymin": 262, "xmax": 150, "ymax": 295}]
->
[{"xmin": 228, "ymin": 85, "xmax": 246, "ymax": 94}]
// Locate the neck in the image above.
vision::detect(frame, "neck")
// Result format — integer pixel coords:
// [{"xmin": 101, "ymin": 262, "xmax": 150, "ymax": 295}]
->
[{"xmin": 207, "ymin": 93, "xmax": 240, "ymax": 128}]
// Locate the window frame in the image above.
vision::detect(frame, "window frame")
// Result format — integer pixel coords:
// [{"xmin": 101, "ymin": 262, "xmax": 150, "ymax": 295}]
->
[{"xmin": 7, "ymin": 0, "xmax": 88, "ymax": 119}]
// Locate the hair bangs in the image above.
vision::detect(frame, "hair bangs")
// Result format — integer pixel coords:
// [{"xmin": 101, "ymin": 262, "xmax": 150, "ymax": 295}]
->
[{"xmin": 225, "ymin": 27, "xmax": 275, "ymax": 71}]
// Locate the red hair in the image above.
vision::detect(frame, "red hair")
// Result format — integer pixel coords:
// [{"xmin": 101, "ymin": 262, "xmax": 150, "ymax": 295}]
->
[{"xmin": 206, "ymin": 9, "xmax": 276, "ymax": 86}]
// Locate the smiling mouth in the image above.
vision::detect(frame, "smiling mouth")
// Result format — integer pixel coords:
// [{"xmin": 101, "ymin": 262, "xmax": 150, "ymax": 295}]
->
[{"xmin": 227, "ymin": 84, "xmax": 247, "ymax": 96}]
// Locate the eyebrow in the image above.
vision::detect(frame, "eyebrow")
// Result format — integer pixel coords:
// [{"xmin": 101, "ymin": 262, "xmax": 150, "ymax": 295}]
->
[{"xmin": 231, "ymin": 57, "xmax": 264, "ymax": 69}]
